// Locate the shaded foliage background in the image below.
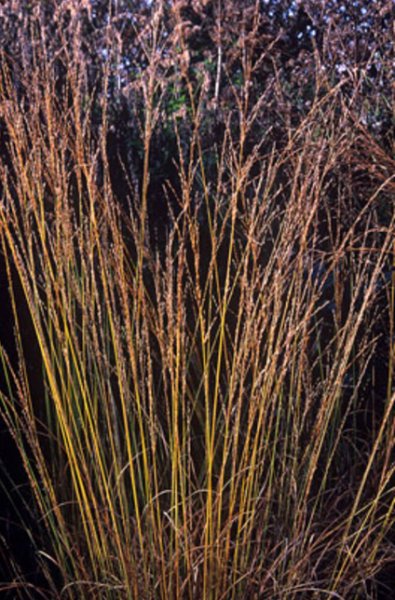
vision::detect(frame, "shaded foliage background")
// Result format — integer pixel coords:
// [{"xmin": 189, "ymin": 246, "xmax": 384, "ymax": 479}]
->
[{"xmin": 0, "ymin": 0, "xmax": 392, "ymax": 215}]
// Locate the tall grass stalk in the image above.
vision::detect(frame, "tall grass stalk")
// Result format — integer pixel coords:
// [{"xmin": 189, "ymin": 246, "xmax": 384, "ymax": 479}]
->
[{"xmin": 0, "ymin": 4, "xmax": 394, "ymax": 598}]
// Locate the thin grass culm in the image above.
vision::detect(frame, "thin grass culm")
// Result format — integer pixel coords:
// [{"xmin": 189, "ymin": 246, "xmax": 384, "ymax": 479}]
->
[{"xmin": 0, "ymin": 1, "xmax": 394, "ymax": 599}]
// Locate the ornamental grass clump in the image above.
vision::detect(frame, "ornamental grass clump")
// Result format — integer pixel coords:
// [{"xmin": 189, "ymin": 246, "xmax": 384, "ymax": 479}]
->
[{"xmin": 0, "ymin": 1, "xmax": 394, "ymax": 598}]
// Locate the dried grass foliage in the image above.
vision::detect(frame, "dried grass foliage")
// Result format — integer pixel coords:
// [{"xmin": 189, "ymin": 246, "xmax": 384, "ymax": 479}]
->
[{"xmin": 0, "ymin": 1, "xmax": 394, "ymax": 598}]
